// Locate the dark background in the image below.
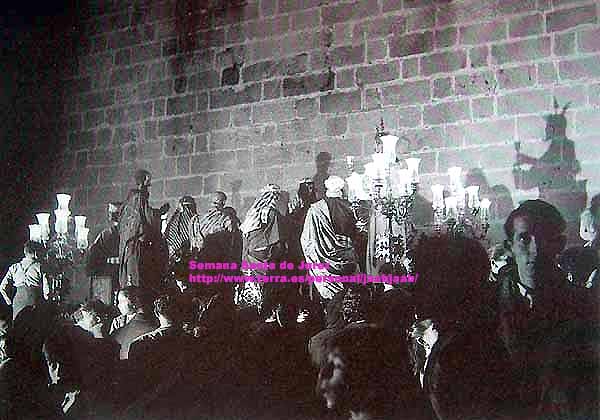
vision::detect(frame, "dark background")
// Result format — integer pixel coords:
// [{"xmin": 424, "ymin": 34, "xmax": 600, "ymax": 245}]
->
[{"xmin": 1, "ymin": 1, "xmax": 76, "ymax": 268}]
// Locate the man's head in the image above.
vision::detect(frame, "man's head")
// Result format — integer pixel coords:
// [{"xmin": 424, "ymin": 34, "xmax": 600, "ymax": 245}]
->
[
  {"xmin": 23, "ymin": 241, "xmax": 37, "ymax": 258},
  {"xmin": 77, "ymin": 300, "xmax": 110, "ymax": 333},
  {"xmin": 108, "ymin": 202, "xmax": 121, "ymax": 224},
  {"xmin": 324, "ymin": 176, "xmax": 345, "ymax": 198},
  {"xmin": 134, "ymin": 169, "xmax": 152, "ymax": 189},
  {"xmin": 153, "ymin": 294, "xmax": 179, "ymax": 326},
  {"xmin": 504, "ymin": 200, "xmax": 566, "ymax": 288},
  {"xmin": 117, "ymin": 287, "xmax": 143, "ymax": 316},
  {"xmin": 317, "ymin": 327, "xmax": 395, "ymax": 415},
  {"xmin": 211, "ymin": 191, "xmax": 227, "ymax": 210},
  {"xmin": 180, "ymin": 195, "xmax": 197, "ymax": 213}
]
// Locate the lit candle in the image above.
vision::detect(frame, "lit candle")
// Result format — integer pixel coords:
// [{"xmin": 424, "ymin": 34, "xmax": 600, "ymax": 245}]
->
[
  {"xmin": 445, "ymin": 196, "xmax": 458, "ymax": 220},
  {"xmin": 465, "ymin": 186, "xmax": 480, "ymax": 208},
  {"xmin": 29, "ymin": 224, "xmax": 42, "ymax": 242},
  {"xmin": 380, "ymin": 134, "xmax": 399, "ymax": 165},
  {"xmin": 54, "ymin": 209, "xmax": 70, "ymax": 235},
  {"xmin": 364, "ymin": 162, "xmax": 378, "ymax": 179},
  {"xmin": 56, "ymin": 194, "xmax": 72, "ymax": 210},
  {"xmin": 346, "ymin": 172, "xmax": 364, "ymax": 202},
  {"xmin": 74, "ymin": 215, "xmax": 87, "ymax": 231},
  {"xmin": 456, "ymin": 188, "xmax": 466, "ymax": 209},
  {"xmin": 431, "ymin": 185, "xmax": 445, "ymax": 209},
  {"xmin": 77, "ymin": 227, "xmax": 89, "ymax": 250},
  {"xmin": 392, "ymin": 168, "xmax": 410, "ymax": 197},
  {"xmin": 405, "ymin": 158, "xmax": 421, "ymax": 183},
  {"xmin": 480, "ymin": 198, "xmax": 491, "ymax": 221},
  {"xmin": 36, "ymin": 213, "xmax": 51, "ymax": 241}
]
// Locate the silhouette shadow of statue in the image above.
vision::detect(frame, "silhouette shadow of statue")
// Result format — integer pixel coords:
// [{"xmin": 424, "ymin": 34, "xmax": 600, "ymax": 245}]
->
[
  {"xmin": 312, "ymin": 151, "xmax": 332, "ymax": 201},
  {"xmin": 513, "ymin": 99, "xmax": 587, "ymax": 243}
]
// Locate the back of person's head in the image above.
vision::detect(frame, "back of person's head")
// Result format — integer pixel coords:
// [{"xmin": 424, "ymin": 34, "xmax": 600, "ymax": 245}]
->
[
  {"xmin": 134, "ymin": 169, "xmax": 151, "ymax": 187},
  {"xmin": 79, "ymin": 299, "xmax": 111, "ymax": 330},
  {"xmin": 118, "ymin": 286, "xmax": 144, "ymax": 314},
  {"xmin": 153, "ymin": 294, "xmax": 179, "ymax": 322},
  {"xmin": 504, "ymin": 200, "xmax": 566, "ymax": 253},
  {"xmin": 321, "ymin": 327, "xmax": 401, "ymax": 416},
  {"xmin": 412, "ymin": 234, "xmax": 491, "ymax": 328},
  {"xmin": 23, "ymin": 241, "xmax": 37, "ymax": 258}
]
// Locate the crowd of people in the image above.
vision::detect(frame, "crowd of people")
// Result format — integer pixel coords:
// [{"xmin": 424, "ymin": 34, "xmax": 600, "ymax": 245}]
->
[{"xmin": 0, "ymin": 168, "xmax": 598, "ymax": 420}]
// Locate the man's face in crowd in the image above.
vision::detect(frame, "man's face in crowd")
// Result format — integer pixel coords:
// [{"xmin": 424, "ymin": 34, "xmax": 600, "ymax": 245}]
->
[
  {"xmin": 77, "ymin": 310, "xmax": 99, "ymax": 332},
  {"xmin": 510, "ymin": 215, "xmax": 564, "ymax": 288},
  {"xmin": 117, "ymin": 293, "xmax": 135, "ymax": 316},
  {"xmin": 510, "ymin": 216, "xmax": 539, "ymax": 288},
  {"xmin": 318, "ymin": 349, "xmax": 349, "ymax": 410}
]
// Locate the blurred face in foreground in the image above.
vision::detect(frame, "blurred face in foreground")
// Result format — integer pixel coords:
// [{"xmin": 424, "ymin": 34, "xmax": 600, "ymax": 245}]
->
[{"xmin": 317, "ymin": 348, "xmax": 348, "ymax": 410}]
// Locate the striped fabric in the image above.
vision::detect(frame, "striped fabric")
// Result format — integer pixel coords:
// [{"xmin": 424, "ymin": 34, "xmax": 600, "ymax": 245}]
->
[{"xmin": 164, "ymin": 198, "xmax": 196, "ymax": 259}]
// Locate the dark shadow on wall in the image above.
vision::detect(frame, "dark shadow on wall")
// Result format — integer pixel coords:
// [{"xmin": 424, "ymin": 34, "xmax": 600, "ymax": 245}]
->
[
  {"xmin": 465, "ymin": 168, "xmax": 515, "ymax": 245},
  {"xmin": 312, "ymin": 151, "xmax": 332, "ymax": 201},
  {"xmin": 512, "ymin": 99, "xmax": 587, "ymax": 244}
]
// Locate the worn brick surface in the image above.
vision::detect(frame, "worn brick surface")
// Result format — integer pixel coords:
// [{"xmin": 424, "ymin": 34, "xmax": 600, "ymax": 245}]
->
[{"xmin": 30, "ymin": 0, "xmax": 599, "ymax": 245}]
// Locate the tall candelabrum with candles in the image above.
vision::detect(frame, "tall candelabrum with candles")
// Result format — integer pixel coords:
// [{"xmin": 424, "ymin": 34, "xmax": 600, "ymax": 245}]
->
[
  {"xmin": 28, "ymin": 193, "xmax": 89, "ymax": 303},
  {"xmin": 345, "ymin": 119, "xmax": 421, "ymax": 267},
  {"xmin": 430, "ymin": 167, "xmax": 491, "ymax": 239}
]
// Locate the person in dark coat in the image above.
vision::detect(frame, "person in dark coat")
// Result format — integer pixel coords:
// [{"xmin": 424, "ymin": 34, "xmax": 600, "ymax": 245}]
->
[
  {"xmin": 110, "ymin": 287, "xmax": 157, "ymax": 360},
  {"xmin": 118, "ymin": 169, "xmax": 169, "ymax": 292}
]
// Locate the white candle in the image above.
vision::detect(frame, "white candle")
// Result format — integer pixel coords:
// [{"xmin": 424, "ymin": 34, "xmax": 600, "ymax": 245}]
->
[
  {"xmin": 77, "ymin": 227, "xmax": 89, "ymax": 249},
  {"xmin": 56, "ymin": 194, "xmax": 71, "ymax": 210},
  {"xmin": 456, "ymin": 188, "xmax": 466, "ymax": 209},
  {"xmin": 54, "ymin": 209, "xmax": 70, "ymax": 235},
  {"xmin": 36, "ymin": 213, "xmax": 51, "ymax": 241},
  {"xmin": 405, "ymin": 158, "xmax": 421, "ymax": 183},
  {"xmin": 380, "ymin": 134, "xmax": 399, "ymax": 165},
  {"xmin": 29, "ymin": 225, "xmax": 42, "ymax": 242},
  {"xmin": 392, "ymin": 168, "xmax": 410, "ymax": 198},
  {"xmin": 445, "ymin": 196, "xmax": 458, "ymax": 219},
  {"xmin": 431, "ymin": 185, "xmax": 445, "ymax": 209},
  {"xmin": 74, "ymin": 215, "xmax": 86, "ymax": 229},
  {"xmin": 480, "ymin": 198, "xmax": 491, "ymax": 221},
  {"xmin": 465, "ymin": 186, "xmax": 480, "ymax": 208},
  {"xmin": 346, "ymin": 172, "xmax": 363, "ymax": 202}
]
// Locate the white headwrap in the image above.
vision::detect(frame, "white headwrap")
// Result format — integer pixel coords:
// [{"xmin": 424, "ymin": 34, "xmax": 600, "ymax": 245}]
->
[{"xmin": 324, "ymin": 176, "xmax": 345, "ymax": 198}]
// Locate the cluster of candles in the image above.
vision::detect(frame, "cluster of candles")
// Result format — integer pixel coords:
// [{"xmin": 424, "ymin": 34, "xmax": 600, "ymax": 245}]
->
[
  {"xmin": 345, "ymin": 133, "xmax": 421, "ymax": 202},
  {"xmin": 431, "ymin": 167, "xmax": 491, "ymax": 223},
  {"xmin": 28, "ymin": 194, "xmax": 89, "ymax": 250}
]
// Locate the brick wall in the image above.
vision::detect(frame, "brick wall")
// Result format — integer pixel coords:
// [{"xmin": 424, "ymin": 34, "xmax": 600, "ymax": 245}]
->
[{"xmin": 50, "ymin": 0, "xmax": 600, "ymax": 245}]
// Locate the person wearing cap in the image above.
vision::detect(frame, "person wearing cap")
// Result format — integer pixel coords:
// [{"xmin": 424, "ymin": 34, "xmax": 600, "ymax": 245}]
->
[
  {"xmin": 118, "ymin": 169, "xmax": 169, "ymax": 292},
  {"xmin": 301, "ymin": 176, "xmax": 360, "ymax": 305}
]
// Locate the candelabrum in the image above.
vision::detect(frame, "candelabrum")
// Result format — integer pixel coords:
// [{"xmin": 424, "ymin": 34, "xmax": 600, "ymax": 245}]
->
[
  {"xmin": 28, "ymin": 193, "xmax": 89, "ymax": 303},
  {"xmin": 430, "ymin": 167, "xmax": 491, "ymax": 240},
  {"xmin": 346, "ymin": 119, "xmax": 421, "ymax": 267}
]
